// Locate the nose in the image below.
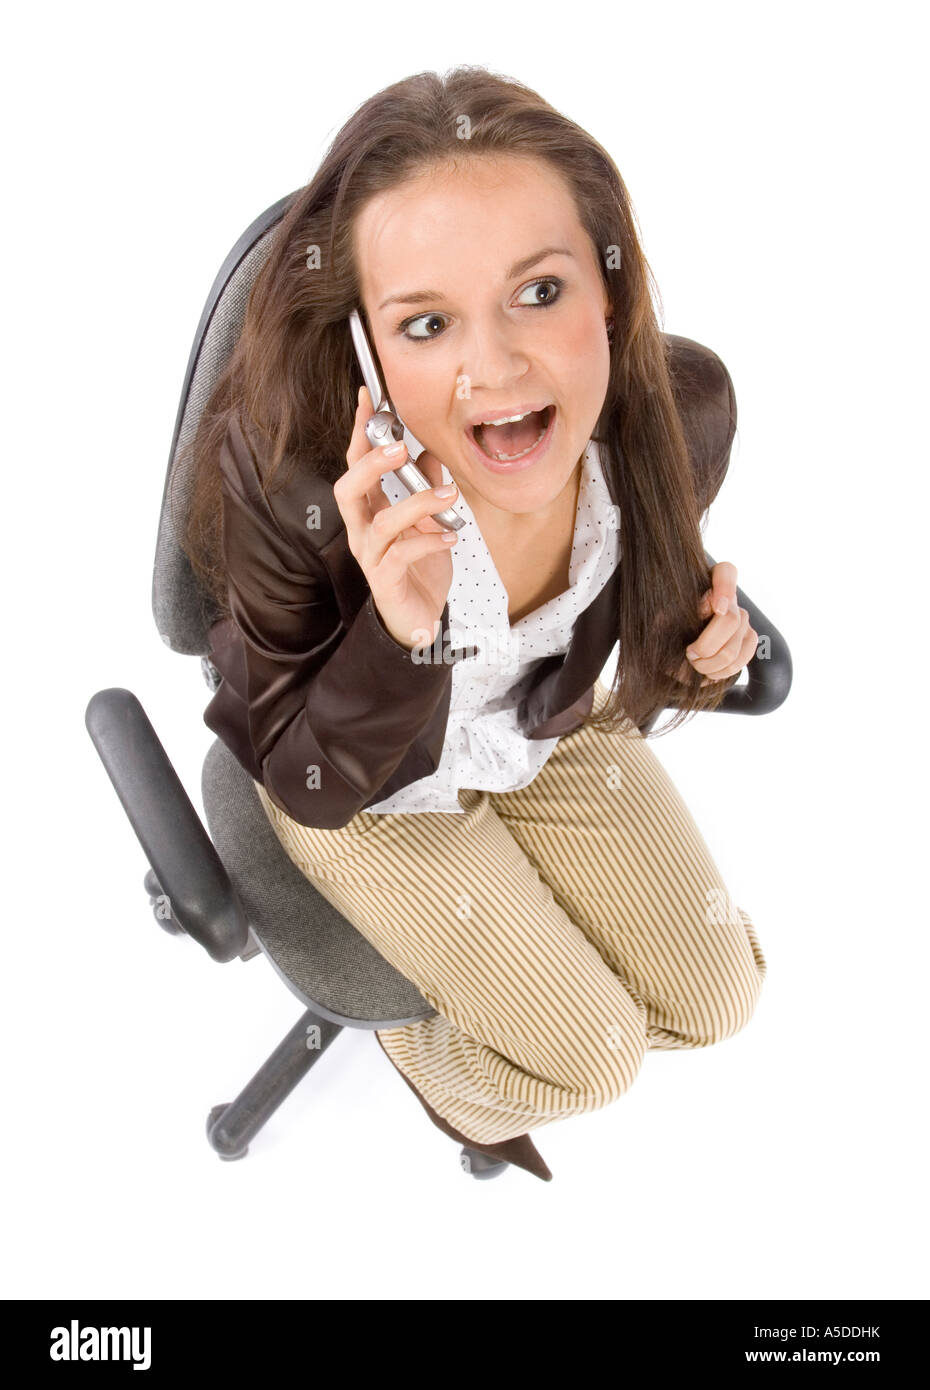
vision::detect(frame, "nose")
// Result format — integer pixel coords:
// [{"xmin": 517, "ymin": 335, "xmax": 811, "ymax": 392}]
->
[{"xmin": 460, "ymin": 317, "xmax": 531, "ymax": 395}]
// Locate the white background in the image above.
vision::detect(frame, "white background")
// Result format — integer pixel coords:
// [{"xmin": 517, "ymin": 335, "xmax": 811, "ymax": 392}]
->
[{"xmin": 4, "ymin": 0, "xmax": 927, "ymax": 1302}]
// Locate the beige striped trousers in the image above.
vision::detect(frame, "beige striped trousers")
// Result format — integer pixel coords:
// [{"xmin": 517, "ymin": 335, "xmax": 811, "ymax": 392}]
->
[{"xmin": 252, "ymin": 680, "xmax": 767, "ymax": 1146}]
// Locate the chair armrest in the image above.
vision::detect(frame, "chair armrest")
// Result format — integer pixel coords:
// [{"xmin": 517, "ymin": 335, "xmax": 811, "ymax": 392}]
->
[{"xmin": 85, "ymin": 688, "xmax": 250, "ymax": 962}]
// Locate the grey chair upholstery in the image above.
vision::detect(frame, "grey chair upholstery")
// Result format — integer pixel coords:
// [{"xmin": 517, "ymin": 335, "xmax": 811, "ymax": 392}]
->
[
  {"xmin": 85, "ymin": 189, "xmax": 792, "ymax": 1176},
  {"xmin": 202, "ymin": 736, "xmax": 433, "ymax": 1029}
]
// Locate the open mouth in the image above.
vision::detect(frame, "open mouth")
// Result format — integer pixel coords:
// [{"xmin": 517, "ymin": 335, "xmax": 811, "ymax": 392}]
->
[{"xmin": 468, "ymin": 404, "xmax": 554, "ymax": 462}]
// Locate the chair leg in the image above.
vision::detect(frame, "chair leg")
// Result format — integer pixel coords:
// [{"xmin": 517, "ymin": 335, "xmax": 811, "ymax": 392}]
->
[
  {"xmin": 207, "ymin": 1007, "xmax": 341, "ymax": 1159},
  {"xmin": 375, "ymin": 1032, "xmax": 553, "ymax": 1182}
]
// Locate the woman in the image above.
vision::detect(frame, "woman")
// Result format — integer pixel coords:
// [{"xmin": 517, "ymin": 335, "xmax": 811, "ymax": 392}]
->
[{"xmin": 180, "ymin": 66, "xmax": 767, "ymax": 1183}]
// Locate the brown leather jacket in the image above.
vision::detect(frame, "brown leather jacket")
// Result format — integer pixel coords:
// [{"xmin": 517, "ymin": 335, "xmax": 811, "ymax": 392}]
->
[{"xmin": 203, "ymin": 333, "xmax": 736, "ymax": 828}]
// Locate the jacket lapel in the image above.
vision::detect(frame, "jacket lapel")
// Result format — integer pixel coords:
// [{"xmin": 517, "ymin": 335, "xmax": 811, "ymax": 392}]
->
[{"xmin": 521, "ymin": 559, "xmax": 620, "ymax": 739}]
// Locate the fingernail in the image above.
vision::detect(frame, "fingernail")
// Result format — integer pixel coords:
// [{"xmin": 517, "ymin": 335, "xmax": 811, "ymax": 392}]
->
[
  {"xmin": 383, "ymin": 441, "xmax": 405, "ymax": 457},
  {"xmin": 715, "ymin": 597, "xmax": 730, "ymax": 615},
  {"xmin": 435, "ymin": 485, "xmax": 456, "ymax": 498},
  {"xmin": 687, "ymin": 648, "xmax": 698, "ymax": 660}
]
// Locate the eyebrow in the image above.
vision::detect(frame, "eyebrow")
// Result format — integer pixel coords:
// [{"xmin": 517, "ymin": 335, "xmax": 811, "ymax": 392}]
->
[{"xmin": 376, "ymin": 246, "xmax": 575, "ymax": 311}]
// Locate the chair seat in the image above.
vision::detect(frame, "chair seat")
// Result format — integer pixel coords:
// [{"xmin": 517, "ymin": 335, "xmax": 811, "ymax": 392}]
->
[{"xmin": 201, "ymin": 738, "xmax": 436, "ymax": 1029}]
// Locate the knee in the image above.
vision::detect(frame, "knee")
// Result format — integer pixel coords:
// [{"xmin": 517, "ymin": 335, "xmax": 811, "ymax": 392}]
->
[
  {"xmin": 569, "ymin": 1018, "xmax": 647, "ymax": 1110},
  {"xmin": 689, "ymin": 963, "xmax": 764, "ymax": 1046},
  {"xmin": 683, "ymin": 904, "xmax": 767, "ymax": 1046}
]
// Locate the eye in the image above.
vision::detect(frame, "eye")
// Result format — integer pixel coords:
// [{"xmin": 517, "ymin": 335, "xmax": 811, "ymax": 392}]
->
[
  {"xmin": 398, "ymin": 312, "xmax": 448, "ymax": 343},
  {"xmin": 515, "ymin": 276, "xmax": 564, "ymax": 307},
  {"xmin": 396, "ymin": 277, "xmax": 565, "ymax": 344}
]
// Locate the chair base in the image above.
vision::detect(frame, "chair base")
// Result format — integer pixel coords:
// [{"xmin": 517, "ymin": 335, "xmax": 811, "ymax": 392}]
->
[
  {"xmin": 206, "ymin": 1006, "xmax": 341, "ymax": 1159},
  {"xmin": 201, "ymin": 1000, "xmax": 552, "ymax": 1183}
]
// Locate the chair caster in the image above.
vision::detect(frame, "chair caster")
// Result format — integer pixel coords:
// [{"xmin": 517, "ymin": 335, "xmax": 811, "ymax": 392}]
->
[
  {"xmin": 207, "ymin": 1103, "xmax": 249, "ymax": 1160},
  {"xmin": 460, "ymin": 1146, "xmax": 508, "ymax": 1180}
]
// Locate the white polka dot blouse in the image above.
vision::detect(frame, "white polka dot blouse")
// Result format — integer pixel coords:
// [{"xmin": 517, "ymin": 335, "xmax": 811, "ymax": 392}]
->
[{"xmin": 365, "ymin": 437, "xmax": 621, "ymax": 815}]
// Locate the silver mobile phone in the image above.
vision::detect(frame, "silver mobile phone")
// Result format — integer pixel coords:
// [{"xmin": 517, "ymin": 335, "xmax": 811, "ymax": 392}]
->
[{"xmin": 348, "ymin": 307, "xmax": 465, "ymax": 532}]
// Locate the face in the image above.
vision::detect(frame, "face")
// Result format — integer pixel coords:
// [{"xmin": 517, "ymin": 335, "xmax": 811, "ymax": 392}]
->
[{"xmin": 352, "ymin": 155, "xmax": 611, "ymax": 532}]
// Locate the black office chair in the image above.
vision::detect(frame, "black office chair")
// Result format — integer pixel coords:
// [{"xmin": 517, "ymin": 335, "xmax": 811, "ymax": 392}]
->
[{"xmin": 84, "ymin": 191, "xmax": 793, "ymax": 1182}]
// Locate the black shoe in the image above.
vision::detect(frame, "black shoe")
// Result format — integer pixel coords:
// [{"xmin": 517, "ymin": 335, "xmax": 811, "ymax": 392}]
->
[{"xmin": 375, "ymin": 1031, "xmax": 553, "ymax": 1182}]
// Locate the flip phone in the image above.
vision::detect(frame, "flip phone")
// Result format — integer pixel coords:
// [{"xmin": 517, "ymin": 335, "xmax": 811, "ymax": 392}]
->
[{"xmin": 348, "ymin": 308, "xmax": 465, "ymax": 532}]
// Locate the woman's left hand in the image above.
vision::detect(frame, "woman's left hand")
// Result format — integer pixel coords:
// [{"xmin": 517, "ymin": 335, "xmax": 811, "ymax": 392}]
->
[{"xmin": 673, "ymin": 561, "xmax": 758, "ymax": 686}]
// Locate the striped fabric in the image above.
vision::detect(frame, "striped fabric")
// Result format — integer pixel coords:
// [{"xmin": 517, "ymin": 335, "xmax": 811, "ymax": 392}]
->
[{"xmin": 252, "ymin": 680, "xmax": 767, "ymax": 1146}]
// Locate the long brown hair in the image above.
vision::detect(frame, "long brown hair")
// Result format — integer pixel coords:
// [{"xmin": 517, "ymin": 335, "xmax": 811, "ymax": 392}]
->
[{"xmin": 176, "ymin": 64, "xmax": 740, "ymax": 736}]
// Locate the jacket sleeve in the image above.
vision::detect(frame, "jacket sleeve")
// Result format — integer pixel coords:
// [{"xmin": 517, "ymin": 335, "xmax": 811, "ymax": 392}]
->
[{"xmin": 203, "ymin": 410, "xmax": 454, "ymax": 828}]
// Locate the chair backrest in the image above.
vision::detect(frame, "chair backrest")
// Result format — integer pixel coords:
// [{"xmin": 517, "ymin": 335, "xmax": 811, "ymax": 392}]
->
[{"xmin": 151, "ymin": 190, "xmax": 299, "ymax": 658}]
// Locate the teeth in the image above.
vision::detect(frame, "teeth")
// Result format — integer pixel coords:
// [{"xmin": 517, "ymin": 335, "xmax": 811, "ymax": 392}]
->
[{"xmin": 479, "ymin": 410, "xmax": 533, "ymax": 427}]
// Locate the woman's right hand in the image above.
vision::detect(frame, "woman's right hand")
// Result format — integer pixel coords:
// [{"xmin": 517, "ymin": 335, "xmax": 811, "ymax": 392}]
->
[{"xmin": 334, "ymin": 385, "xmax": 460, "ymax": 652}]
